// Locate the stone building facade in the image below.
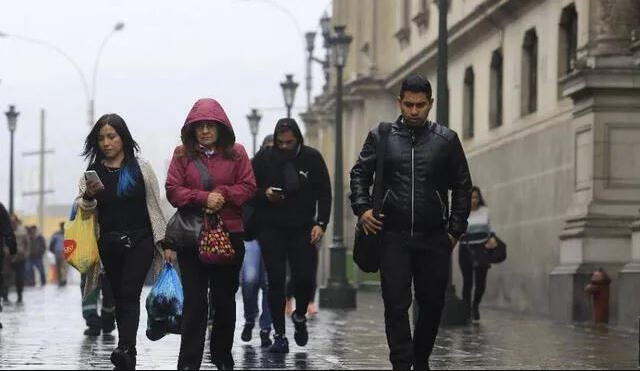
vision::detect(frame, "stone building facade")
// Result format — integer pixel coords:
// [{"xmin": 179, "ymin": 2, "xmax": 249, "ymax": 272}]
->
[{"xmin": 301, "ymin": 0, "xmax": 640, "ymax": 328}]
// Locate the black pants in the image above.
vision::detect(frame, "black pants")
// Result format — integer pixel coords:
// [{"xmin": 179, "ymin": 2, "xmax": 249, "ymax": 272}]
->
[
  {"xmin": 286, "ymin": 243, "xmax": 319, "ymax": 302},
  {"xmin": 98, "ymin": 231, "xmax": 154, "ymax": 348},
  {"xmin": 380, "ymin": 231, "xmax": 451, "ymax": 369},
  {"xmin": 259, "ymin": 226, "xmax": 314, "ymax": 335},
  {"xmin": 459, "ymin": 244, "xmax": 489, "ymax": 308},
  {"xmin": 177, "ymin": 233, "xmax": 244, "ymax": 370},
  {"xmin": 11, "ymin": 260, "xmax": 25, "ymax": 300}
]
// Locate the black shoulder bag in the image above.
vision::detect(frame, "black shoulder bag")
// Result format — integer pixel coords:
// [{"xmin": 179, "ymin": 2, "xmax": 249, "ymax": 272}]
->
[
  {"xmin": 353, "ymin": 122, "xmax": 392, "ymax": 273},
  {"xmin": 165, "ymin": 158, "xmax": 213, "ymax": 249}
]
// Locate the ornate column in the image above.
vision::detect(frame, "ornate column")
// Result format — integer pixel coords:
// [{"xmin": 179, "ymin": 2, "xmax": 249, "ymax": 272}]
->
[{"xmin": 550, "ymin": 0, "xmax": 640, "ymax": 324}]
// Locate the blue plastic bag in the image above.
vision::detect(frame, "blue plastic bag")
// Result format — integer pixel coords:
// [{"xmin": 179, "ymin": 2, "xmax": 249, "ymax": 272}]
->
[{"xmin": 146, "ymin": 262, "xmax": 184, "ymax": 341}]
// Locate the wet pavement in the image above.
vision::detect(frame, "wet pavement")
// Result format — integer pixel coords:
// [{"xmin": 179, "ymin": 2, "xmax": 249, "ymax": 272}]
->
[{"xmin": 0, "ymin": 284, "xmax": 638, "ymax": 369}]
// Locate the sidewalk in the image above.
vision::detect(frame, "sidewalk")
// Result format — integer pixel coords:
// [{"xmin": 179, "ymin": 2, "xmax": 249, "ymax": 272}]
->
[{"xmin": 0, "ymin": 285, "xmax": 637, "ymax": 369}]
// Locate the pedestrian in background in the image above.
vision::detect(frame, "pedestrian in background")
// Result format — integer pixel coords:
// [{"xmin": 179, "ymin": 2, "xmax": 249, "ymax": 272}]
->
[
  {"xmin": 252, "ymin": 118, "xmax": 332, "ymax": 353},
  {"xmin": 0, "ymin": 202, "xmax": 17, "ymax": 329},
  {"xmin": 459, "ymin": 186, "xmax": 498, "ymax": 322},
  {"xmin": 49, "ymin": 222, "xmax": 68, "ymax": 286},
  {"xmin": 80, "ymin": 271, "xmax": 115, "ymax": 336},
  {"xmin": 78, "ymin": 113, "xmax": 167, "ymax": 370},
  {"xmin": 240, "ymin": 134, "xmax": 274, "ymax": 348},
  {"xmin": 9, "ymin": 215, "xmax": 29, "ymax": 304},
  {"xmin": 350, "ymin": 74, "xmax": 472, "ymax": 370},
  {"xmin": 166, "ymin": 98, "xmax": 255, "ymax": 370},
  {"xmin": 27, "ymin": 225, "xmax": 47, "ymax": 287}
]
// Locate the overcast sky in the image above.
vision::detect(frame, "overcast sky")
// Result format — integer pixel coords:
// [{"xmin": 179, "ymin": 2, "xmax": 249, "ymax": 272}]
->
[{"xmin": 0, "ymin": 0, "xmax": 331, "ymax": 215}]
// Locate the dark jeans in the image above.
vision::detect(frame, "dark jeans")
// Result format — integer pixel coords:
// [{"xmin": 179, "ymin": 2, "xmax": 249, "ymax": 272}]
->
[
  {"xmin": 81, "ymin": 272, "xmax": 116, "ymax": 330},
  {"xmin": 98, "ymin": 230, "xmax": 155, "ymax": 347},
  {"xmin": 259, "ymin": 226, "xmax": 314, "ymax": 335},
  {"xmin": 28, "ymin": 257, "xmax": 46, "ymax": 286},
  {"xmin": 286, "ymin": 243, "xmax": 319, "ymax": 303},
  {"xmin": 177, "ymin": 233, "xmax": 245, "ymax": 370},
  {"xmin": 240, "ymin": 240, "xmax": 272, "ymax": 331},
  {"xmin": 11, "ymin": 260, "xmax": 25, "ymax": 300},
  {"xmin": 379, "ymin": 231, "xmax": 451, "ymax": 369},
  {"xmin": 459, "ymin": 244, "xmax": 489, "ymax": 308}
]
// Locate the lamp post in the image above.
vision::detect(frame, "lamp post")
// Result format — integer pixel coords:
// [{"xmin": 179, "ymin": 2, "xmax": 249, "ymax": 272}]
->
[
  {"xmin": 5, "ymin": 105, "xmax": 19, "ymax": 214},
  {"xmin": 246, "ymin": 108, "xmax": 262, "ymax": 156},
  {"xmin": 0, "ymin": 22, "xmax": 124, "ymax": 126},
  {"xmin": 319, "ymin": 25, "xmax": 356, "ymax": 309},
  {"xmin": 280, "ymin": 74, "xmax": 299, "ymax": 119},
  {"xmin": 435, "ymin": 0, "xmax": 469, "ymax": 326}
]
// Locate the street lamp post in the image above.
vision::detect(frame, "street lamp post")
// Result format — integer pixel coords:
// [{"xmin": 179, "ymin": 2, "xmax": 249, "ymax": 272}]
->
[
  {"xmin": 435, "ymin": 0, "xmax": 469, "ymax": 326},
  {"xmin": 0, "ymin": 22, "xmax": 124, "ymax": 126},
  {"xmin": 280, "ymin": 74, "xmax": 299, "ymax": 119},
  {"xmin": 5, "ymin": 105, "xmax": 19, "ymax": 215},
  {"xmin": 246, "ymin": 108, "xmax": 262, "ymax": 156},
  {"xmin": 319, "ymin": 25, "xmax": 356, "ymax": 309}
]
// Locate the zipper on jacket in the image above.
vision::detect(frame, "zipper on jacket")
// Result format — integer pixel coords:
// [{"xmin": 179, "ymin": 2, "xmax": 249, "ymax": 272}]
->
[
  {"xmin": 436, "ymin": 189, "xmax": 446, "ymax": 224},
  {"xmin": 411, "ymin": 133, "xmax": 416, "ymax": 237}
]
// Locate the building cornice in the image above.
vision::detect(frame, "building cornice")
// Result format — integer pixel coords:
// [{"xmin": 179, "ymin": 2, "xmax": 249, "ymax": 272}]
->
[{"xmin": 384, "ymin": 0, "xmax": 532, "ymax": 89}]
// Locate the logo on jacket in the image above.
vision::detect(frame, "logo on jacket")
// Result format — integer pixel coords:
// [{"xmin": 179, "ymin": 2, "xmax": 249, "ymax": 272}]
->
[{"xmin": 299, "ymin": 170, "xmax": 309, "ymax": 179}]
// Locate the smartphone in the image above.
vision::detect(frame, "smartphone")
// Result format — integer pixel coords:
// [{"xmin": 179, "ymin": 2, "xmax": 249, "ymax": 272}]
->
[
  {"xmin": 271, "ymin": 187, "xmax": 283, "ymax": 193},
  {"xmin": 84, "ymin": 170, "xmax": 103, "ymax": 187}
]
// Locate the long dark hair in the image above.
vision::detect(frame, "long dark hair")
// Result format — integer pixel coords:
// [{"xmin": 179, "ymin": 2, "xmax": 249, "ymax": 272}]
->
[
  {"xmin": 180, "ymin": 121, "xmax": 237, "ymax": 160},
  {"xmin": 471, "ymin": 186, "xmax": 487, "ymax": 207},
  {"xmin": 82, "ymin": 113, "xmax": 141, "ymax": 197}
]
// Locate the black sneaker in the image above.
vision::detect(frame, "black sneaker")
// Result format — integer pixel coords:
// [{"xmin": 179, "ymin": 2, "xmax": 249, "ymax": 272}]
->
[
  {"xmin": 111, "ymin": 345, "xmax": 137, "ymax": 370},
  {"xmin": 240, "ymin": 323, "xmax": 253, "ymax": 342},
  {"xmin": 267, "ymin": 334, "xmax": 289, "ymax": 353},
  {"xmin": 260, "ymin": 329, "xmax": 272, "ymax": 347},
  {"xmin": 472, "ymin": 305, "xmax": 480, "ymax": 322},
  {"xmin": 292, "ymin": 313, "xmax": 308, "ymax": 347},
  {"xmin": 83, "ymin": 327, "xmax": 101, "ymax": 336}
]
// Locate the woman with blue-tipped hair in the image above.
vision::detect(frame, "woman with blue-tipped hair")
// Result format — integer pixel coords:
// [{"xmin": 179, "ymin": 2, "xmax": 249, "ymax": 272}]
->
[{"xmin": 77, "ymin": 113, "xmax": 168, "ymax": 370}]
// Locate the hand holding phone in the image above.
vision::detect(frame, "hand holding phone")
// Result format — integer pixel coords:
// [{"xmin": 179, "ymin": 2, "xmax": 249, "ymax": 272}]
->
[
  {"xmin": 84, "ymin": 170, "xmax": 104, "ymax": 198},
  {"xmin": 266, "ymin": 187, "xmax": 285, "ymax": 203}
]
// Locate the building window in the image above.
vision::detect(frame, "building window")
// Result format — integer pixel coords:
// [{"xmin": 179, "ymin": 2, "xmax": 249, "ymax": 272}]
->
[
  {"xmin": 490, "ymin": 49, "xmax": 503, "ymax": 129},
  {"xmin": 395, "ymin": 0, "xmax": 411, "ymax": 45},
  {"xmin": 463, "ymin": 67, "xmax": 475, "ymax": 139},
  {"xmin": 521, "ymin": 28, "xmax": 538, "ymax": 116},
  {"xmin": 559, "ymin": 3, "xmax": 578, "ymax": 77}
]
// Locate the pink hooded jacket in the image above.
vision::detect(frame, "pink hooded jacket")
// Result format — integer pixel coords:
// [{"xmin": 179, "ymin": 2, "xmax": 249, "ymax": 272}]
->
[{"xmin": 165, "ymin": 98, "xmax": 256, "ymax": 233}]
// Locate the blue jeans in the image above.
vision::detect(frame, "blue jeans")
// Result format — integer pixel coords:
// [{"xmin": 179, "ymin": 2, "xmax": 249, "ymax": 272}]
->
[{"xmin": 240, "ymin": 240, "xmax": 271, "ymax": 331}]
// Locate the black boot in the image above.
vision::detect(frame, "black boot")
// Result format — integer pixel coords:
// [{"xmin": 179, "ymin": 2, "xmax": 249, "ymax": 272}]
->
[
  {"xmin": 111, "ymin": 345, "xmax": 136, "ymax": 370},
  {"xmin": 472, "ymin": 302, "xmax": 480, "ymax": 321},
  {"xmin": 292, "ymin": 313, "xmax": 308, "ymax": 346},
  {"xmin": 240, "ymin": 323, "xmax": 253, "ymax": 342},
  {"xmin": 260, "ymin": 329, "xmax": 273, "ymax": 347}
]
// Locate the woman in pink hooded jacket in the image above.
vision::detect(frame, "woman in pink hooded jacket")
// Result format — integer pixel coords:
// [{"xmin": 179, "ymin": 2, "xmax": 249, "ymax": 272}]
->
[{"xmin": 165, "ymin": 98, "xmax": 256, "ymax": 370}]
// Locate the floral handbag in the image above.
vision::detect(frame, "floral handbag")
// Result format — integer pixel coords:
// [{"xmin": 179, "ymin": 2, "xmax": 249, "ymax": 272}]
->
[{"xmin": 198, "ymin": 212, "xmax": 235, "ymax": 264}]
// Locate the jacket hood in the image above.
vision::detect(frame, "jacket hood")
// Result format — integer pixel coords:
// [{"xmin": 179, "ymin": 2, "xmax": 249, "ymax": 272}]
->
[
  {"xmin": 273, "ymin": 118, "xmax": 304, "ymax": 146},
  {"xmin": 184, "ymin": 98, "xmax": 235, "ymax": 141}
]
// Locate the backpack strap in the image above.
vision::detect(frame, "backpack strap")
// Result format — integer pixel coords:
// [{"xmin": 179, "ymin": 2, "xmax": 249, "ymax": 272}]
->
[{"xmin": 372, "ymin": 122, "xmax": 392, "ymax": 218}]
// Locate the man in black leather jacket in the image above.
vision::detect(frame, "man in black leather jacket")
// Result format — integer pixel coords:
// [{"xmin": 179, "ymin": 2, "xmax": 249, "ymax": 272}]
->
[{"xmin": 350, "ymin": 74, "xmax": 472, "ymax": 370}]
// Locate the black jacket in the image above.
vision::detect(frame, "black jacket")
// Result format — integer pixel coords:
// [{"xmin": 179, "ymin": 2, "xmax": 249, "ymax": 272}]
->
[
  {"xmin": 350, "ymin": 118, "xmax": 472, "ymax": 239},
  {"xmin": 252, "ymin": 120, "xmax": 332, "ymax": 231},
  {"xmin": 0, "ymin": 202, "xmax": 17, "ymax": 256}
]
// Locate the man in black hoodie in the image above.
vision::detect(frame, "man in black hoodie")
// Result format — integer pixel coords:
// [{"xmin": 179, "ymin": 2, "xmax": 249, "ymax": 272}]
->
[
  {"xmin": 252, "ymin": 118, "xmax": 331, "ymax": 353},
  {"xmin": 0, "ymin": 202, "xmax": 17, "ymax": 329}
]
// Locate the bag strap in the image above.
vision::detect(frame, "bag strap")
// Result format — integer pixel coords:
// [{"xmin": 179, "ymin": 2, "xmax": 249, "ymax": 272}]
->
[
  {"xmin": 193, "ymin": 157, "xmax": 214, "ymax": 191},
  {"xmin": 372, "ymin": 122, "xmax": 392, "ymax": 217}
]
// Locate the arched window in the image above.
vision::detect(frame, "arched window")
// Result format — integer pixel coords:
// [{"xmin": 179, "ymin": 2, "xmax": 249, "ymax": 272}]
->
[
  {"xmin": 559, "ymin": 3, "xmax": 578, "ymax": 76},
  {"xmin": 490, "ymin": 49, "xmax": 503, "ymax": 128},
  {"xmin": 522, "ymin": 28, "xmax": 538, "ymax": 116},
  {"xmin": 463, "ymin": 67, "xmax": 475, "ymax": 139}
]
